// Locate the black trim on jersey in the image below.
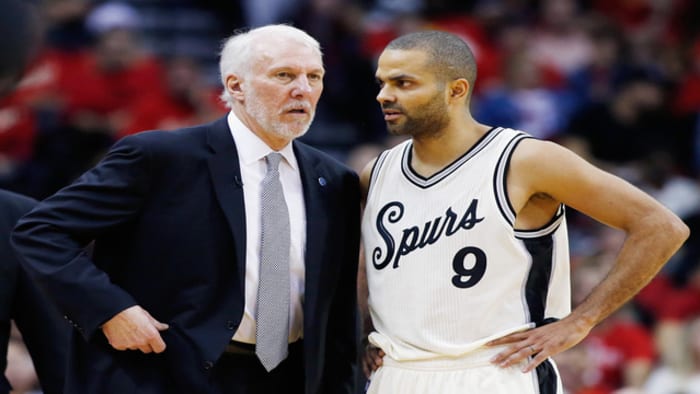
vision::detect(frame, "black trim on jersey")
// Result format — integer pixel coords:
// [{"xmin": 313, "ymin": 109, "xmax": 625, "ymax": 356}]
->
[
  {"xmin": 493, "ymin": 133, "xmax": 529, "ymax": 226},
  {"xmin": 493, "ymin": 132, "xmax": 567, "ymax": 234},
  {"xmin": 515, "ymin": 205, "xmax": 566, "ymax": 239},
  {"xmin": 367, "ymin": 149, "xmax": 391, "ymax": 197},
  {"xmin": 521, "ymin": 233, "xmax": 555, "ymax": 326},
  {"xmin": 400, "ymin": 127, "xmax": 501, "ymax": 189},
  {"xmin": 535, "ymin": 359, "xmax": 559, "ymax": 394}
]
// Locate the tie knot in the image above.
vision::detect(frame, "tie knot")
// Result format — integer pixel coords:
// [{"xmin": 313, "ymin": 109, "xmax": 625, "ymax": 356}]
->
[{"xmin": 265, "ymin": 152, "xmax": 283, "ymax": 173}]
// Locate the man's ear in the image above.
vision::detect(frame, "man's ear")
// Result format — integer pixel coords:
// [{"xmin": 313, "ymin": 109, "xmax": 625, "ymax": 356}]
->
[
  {"xmin": 449, "ymin": 78, "xmax": 469, "ymax": 101},
  {"xmin": 226, "ymin": 74, "xmax": 245, "ymax": 101}
]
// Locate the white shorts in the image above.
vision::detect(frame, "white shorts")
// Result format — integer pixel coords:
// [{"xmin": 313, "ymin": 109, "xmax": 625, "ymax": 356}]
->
[{"xmin": 365, "ymin": 346, "xmax": 563, "ymax": 394}]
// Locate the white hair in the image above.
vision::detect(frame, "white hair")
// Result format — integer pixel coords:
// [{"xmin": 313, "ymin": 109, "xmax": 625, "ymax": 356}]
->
[{"xmin": 218, "ymin": 24, "xmax": 322, "ymax": 109}]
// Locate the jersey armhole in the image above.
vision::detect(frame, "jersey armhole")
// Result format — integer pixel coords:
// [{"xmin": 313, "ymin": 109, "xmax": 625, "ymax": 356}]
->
[
  {"xmin": 367, "ymin": 149, "xmax": 390, "ymax": 198},
  {"xmin": 494, "ymin": 134, "xmax": 566, "ymax": 235},
  {"xmin": 493, "ymin": 133, "xmax": 529, "ymax": 227}
]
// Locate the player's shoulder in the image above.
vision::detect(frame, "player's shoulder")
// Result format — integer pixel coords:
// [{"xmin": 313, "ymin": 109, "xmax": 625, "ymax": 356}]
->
[{"xmin": 509, "ymin": 135, "xmax": 567, "ymax": 165}]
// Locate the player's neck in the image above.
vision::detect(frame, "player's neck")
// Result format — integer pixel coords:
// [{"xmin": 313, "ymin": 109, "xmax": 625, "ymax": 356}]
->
[{"xmin": 410, "ymin": 119, "xmax": 489, "ymax": 178}]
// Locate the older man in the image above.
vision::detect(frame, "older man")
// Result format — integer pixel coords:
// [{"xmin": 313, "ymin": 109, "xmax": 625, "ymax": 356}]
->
[{"xmin": 12, "ymin": 24, "xmax": 360, "ymax": 394}]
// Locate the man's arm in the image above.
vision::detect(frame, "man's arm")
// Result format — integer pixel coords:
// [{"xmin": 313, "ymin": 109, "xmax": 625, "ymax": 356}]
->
[
  {"xmin": 10, "ymin": 135, "xmax": 168, "ymax": 352},
  {"xmin": 488, "ymin": 139, "xmax": 689, "ymax": 372}
]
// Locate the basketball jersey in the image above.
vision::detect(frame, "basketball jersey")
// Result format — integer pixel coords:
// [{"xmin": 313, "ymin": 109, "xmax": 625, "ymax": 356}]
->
[{"xmin": 362, "ymin": 127, "xmax": 571, "ymax": 361}]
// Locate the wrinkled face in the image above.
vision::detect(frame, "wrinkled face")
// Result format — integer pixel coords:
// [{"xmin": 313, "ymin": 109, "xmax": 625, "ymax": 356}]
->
[
  {"xmin": 375, "ymin": 49, "xmax": 449, "ymax": 138},
  {"xmin": 242, "ymin": 41, "xmax": 324, "ymax": 140}
]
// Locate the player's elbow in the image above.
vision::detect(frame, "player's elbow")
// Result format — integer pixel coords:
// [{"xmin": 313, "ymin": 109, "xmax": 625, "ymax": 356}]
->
[{"xmin": 660, "ymin": 213, "xmax": 690, "ymax": 252}]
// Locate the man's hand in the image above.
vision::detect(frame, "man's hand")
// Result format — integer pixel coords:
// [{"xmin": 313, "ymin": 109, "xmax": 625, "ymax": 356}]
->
[
  {"xmin": 487, "ymin": 318, "xmax": 591, "ymax": 372},
  {"xmin": 101, "ymin": 305, "xmax": 169, "ymax": 353},
  {"xmin": 362, "ymin": 343, "xmax": 385, "ymax": 378}
]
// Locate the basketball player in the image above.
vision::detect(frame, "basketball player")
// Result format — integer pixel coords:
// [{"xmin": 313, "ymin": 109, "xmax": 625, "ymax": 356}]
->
[{"xmin": 359, "ymin": 30, "xmax": 689, "ymax": 393}]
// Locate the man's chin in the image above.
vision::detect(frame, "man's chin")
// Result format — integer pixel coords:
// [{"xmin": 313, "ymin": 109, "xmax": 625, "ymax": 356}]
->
[
  {"xmin": 386, "ymin": 125, "xmax": 406, "ymax": 136},
  {"xmin": 273, "ymin": 124, "xmax": 311, "ymax": 139}
]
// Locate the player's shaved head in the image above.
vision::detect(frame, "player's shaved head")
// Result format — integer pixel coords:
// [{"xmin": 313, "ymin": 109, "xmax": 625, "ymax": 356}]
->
[{"xmin": 385, "ymin": 30, "xmax": 477, "ymax": 95}]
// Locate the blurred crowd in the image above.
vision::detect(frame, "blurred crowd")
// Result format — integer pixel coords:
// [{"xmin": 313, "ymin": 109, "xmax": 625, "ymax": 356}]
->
[{"xmin": 2, "ymin": 0, "xmax": 700, "ymax": 393}]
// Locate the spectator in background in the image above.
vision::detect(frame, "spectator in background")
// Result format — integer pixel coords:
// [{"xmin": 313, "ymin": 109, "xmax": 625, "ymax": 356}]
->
[
  {"xmin": 644, "ymin": 317, "xmax": 700, "ymax": 393},
  {"xmin": 562, "ymin": 68, "xmax": 679, "ymax": 169},
  {"xmin": 566, "ymin": 18, "xmax": 630, "ymax": 111},
  {"xmin": 526, "ymin": 0, "xmax": 593, "ymax": 87},
  {"xmin": 11, "ymin": 2, "xmax": 166, "ymax": 199},
  {"xmin": 0, "ymin": 95, "xmax": 37, "ymax": 187},
  {"xmin": 293, "ymin": 0, "xmax": 386, "ymax": 152},
  {"xmin": 474, "ymin": 48, "xmax": 573, "ymax": 140},
  {"xmin": 117, "ymin": 56, "xmax": 227, "ymax": 139}
]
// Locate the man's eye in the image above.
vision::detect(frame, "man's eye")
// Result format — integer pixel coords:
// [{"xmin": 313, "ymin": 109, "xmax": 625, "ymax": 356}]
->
[{"xmin": 277, "ymin": 72, "xmax": 292, "ymax": 79}]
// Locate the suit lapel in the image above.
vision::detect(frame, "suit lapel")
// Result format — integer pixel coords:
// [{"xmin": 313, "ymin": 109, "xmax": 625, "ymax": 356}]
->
[
  {"xmin": 206, "ymin": 117, "xmax": 247, "ymax": 293},
  {"xmin": 294, "ymin": 143, "xmax": 330, "ymax": 322}
]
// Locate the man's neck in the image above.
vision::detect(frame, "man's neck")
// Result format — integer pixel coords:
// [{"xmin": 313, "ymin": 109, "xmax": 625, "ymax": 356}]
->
[{"xmin": 410, "ymin": 120, "xmax": 490, "ymax": 178}]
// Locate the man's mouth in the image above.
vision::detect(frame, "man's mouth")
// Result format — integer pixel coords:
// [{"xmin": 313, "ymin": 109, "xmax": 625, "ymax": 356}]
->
[
  {"xmin": 382, "ymin": 108, "xmax": 402, "ymax": 121},
  {"xmin": 282, "ymin": 102, "xmax": 311, "ymax": 115},
  {"xmin": 286, "ymin": 108, "xmax": 307, "ymax": 114}
]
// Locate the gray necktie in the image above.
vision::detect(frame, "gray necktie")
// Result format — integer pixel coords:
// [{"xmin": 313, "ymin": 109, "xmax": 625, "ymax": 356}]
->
[{"xmin": 256, "ymin": 152, "xmax": 290, "ymax": 371}]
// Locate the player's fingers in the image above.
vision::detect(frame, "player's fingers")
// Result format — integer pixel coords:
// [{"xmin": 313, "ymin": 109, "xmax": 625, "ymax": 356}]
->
[
  {"xmin": 374, "ymin": 357, "xmax": 384, "ymax": 367},
  {"xmin": 362, "ymin": 362, "xmax": 370, "ymax": 378},
  {"xmin": 523, "ymin": 351, "xmax": 547, "ymax": 373},
  {"xmin": 362, "ymin": 352, "xmax": 377, "ymax": 377},
  {"xmin": 372, "ymin": 349, "xmax": 384, "ymax": 371},
  {"xmin": 491, "ymin": 343, "xmax": 535, "ymax": 367}
]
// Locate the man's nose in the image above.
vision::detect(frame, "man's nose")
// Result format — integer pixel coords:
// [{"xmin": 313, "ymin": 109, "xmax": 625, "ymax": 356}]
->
[
  {"xmin": 291, "ymin": 76, "xmax": 313, "ymax": 96},
  {"xmin": 376, "ymin": 85, "xmax": 393, "ymax": 104}
]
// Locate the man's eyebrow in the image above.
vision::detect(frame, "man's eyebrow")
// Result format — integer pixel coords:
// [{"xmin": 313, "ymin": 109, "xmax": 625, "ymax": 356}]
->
[
  {"xmin": 376, "ymin": 73, "xmax": 416, "ymax": 82},
  {"xmin": 388, "ymin": 74, "xmax": 415, "ymax": 81}
]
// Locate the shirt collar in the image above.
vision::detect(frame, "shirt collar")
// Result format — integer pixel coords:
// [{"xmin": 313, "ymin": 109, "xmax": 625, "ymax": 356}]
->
[{"xmin": 227, "ymin": 111, "xmax": 298, "ymax": 170}]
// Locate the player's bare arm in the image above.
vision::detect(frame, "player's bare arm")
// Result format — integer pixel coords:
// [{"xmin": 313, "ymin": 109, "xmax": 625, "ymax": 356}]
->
[{"xmin": 488, "ymin": 138, "xmax": 690, "ymax": 372}]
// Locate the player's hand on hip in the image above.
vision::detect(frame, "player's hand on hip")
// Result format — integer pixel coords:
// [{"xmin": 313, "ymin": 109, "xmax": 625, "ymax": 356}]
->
[
  {"xmin": 362, "ymin": 342, "xmax": 385, "ymax": 378},
  {"xmin": 101, "ymin": 305, "xmax": 170, "ymax": 354},
  {"xmin": 486, "ymin": 318, "xmax": 591, "ymax": 373}
]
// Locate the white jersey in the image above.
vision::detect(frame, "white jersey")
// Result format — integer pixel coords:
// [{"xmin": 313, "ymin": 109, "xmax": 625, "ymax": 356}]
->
[{"xmin": 362, "ymin": 127, "xmax": 571, "ymax": 361}]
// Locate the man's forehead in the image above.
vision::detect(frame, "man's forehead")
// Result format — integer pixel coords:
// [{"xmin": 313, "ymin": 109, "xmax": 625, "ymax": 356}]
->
[
  {"xmin": 254, "ymin": 42, "xmax": 323, "ymax": 70},
  {"xmin": 376, "ymin": 49, "xmax": 430, "ymax": 78}
]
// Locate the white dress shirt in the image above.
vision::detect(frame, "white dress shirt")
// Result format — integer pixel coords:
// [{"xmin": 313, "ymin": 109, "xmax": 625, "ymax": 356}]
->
[{"xmin": 227, "ymin": 111, "xmax": 306, "ymax": 344}]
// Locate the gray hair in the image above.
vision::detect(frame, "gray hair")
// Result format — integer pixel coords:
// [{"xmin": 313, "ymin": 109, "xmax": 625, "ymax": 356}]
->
[{"xmin": 218, "ymin": 24, "xmax": 322, "ymax": 108}]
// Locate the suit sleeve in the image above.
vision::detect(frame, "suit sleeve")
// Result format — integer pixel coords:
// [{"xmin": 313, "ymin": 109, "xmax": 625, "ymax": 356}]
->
[
  {"xmin": 321, "ymin": 170, "xmax": 361, "ymax": 394},
  {"xmin": 10, "ymin": 135, "xmax": 152, "ymax": 341}
]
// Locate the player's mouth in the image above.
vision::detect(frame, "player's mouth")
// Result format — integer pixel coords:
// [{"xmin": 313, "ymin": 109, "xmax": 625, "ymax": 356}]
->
[{"xmin": 382, "ymin": 109, "xmax": 403, "ymax": 121}]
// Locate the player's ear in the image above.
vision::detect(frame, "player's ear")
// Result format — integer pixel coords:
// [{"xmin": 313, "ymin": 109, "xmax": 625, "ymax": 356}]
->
[{"xmin": 448, "ymin": 79, "xmax": 469, "ymax": 101}]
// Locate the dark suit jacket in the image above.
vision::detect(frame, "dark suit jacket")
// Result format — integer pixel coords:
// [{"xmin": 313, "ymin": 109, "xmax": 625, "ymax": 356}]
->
[
  {"xmin": 11, "ymin": 117, "xmax": 361, "ymax": 394},
  {"xmin": 0, "ymin": 189, "xmax": 69, "ymax": 394}
]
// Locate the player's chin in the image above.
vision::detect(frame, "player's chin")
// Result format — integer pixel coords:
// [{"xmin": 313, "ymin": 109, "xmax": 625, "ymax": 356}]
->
[{"xmin": 386, "ymin": 124, "xmax": 407, "ymax": 136}]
